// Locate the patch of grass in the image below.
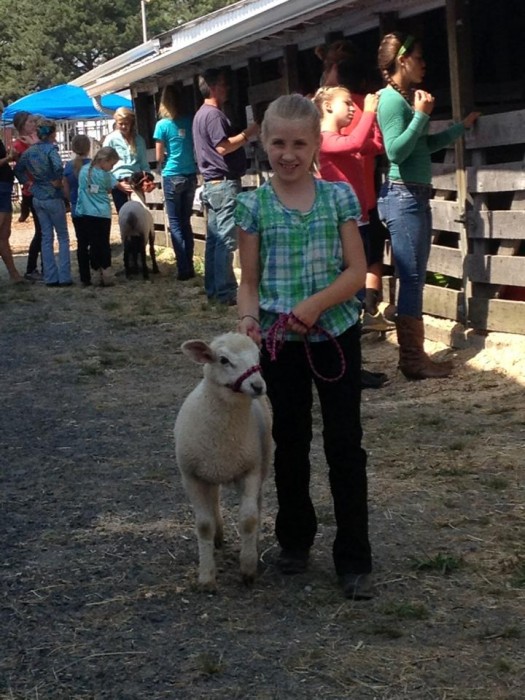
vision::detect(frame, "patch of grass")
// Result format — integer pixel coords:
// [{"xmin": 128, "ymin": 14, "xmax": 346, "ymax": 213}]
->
[
  {"xmin": 480, "ymin": 626, "xmax": 522, "ymax": 640},
  {"xmin": 99, "ymin": 352, "xmax": 128, "ymax": 368},
  {"xmin": 411, "ymin": 553, "xmax": 463, "ymax": 575},
  {"xmin": 486, "ymin": 405, "xmax": 514, "ymax": 415},
  {"xmin": 494, "ymin": 657, "xmax": 514, "ymax": 673},
  {"xmin": 463, "ymin": 426, "xmax": 482, "ymax": 436},
  {"xmin": 483, "ymin": 476, "xmax": 509, "ymax": 491},
  {"xmin": 448, "ymin": 440, "xmax": 467, "ymax": 451},
  {"xmin": 368, "ymin": 624, "xmax": 404, "ymax": 639},
  {"xmin": 100, "ymin": 300, "xmax": 122, "ymax": 311},
  {"xmin": 510, "ymin": 560, "xmax": 525, "ymax": 588},
  {"xmin": 380, "ymin": 601, "xmax": 430, "ymax": 620},
  {"xmin": 435, "ymin": 466, "xmax": 468, "ymax": 477},
  {"xmin": 78, "ymin": 363, "xmax": 105, "ymax": 377},
  {"xmin": 195, "ymin": 653, "xmax": 225, "ymax": 675},
  {"xmin": 418, "ymin": 415, "xmax": 446, "ymax": 427}
]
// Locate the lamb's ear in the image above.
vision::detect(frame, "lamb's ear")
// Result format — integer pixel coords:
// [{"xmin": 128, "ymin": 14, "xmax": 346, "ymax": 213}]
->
[{"xmin": 181, "ymin": 340, "xmax": 216, "ymax": 364}]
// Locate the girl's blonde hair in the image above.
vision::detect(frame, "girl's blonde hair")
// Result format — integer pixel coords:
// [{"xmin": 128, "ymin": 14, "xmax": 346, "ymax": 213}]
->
[
  {"xmin": 71, "ymin": 134, "xmax": 92, "ymax": 176},
  {"xmin": 261, "ymin": 94, "xmax": 321, "ymax": 146},
  {"xmin": 158, "ymin": 84, "xmax": 184, "ymax": 119},
  {"xmin": 311, "ymin": 86, "xmax": 351, "ymax": 116},
  {"xmin": 87, "ymin": 146, "xmax": 119, "ymax": 188},
  {"xmin": 113, "ymin": 107, "xmax": 137, "ymax": 153}
]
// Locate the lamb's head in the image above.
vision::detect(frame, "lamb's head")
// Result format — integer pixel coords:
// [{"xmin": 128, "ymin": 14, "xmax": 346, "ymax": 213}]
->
[{"xmin": 181, "ymin": 332, "xmax": 266, "ymax": 397}]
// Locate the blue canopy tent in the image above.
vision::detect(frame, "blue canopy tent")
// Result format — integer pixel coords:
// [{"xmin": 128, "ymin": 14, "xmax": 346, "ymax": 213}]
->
[{"xmin": 1, "ymin": 83, "xmax": 132, "ymax": 122}]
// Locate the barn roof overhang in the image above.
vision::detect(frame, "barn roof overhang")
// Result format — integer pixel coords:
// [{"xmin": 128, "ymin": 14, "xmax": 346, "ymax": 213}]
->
[{"xmin": 72, "ymin": 0, "xmax": 445, "ymax": 97}]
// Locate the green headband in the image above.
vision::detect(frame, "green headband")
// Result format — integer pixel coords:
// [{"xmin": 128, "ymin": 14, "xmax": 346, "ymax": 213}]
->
[{"xmin": 397, "ymin": 35, "xmax": 415, "ymax": 58}]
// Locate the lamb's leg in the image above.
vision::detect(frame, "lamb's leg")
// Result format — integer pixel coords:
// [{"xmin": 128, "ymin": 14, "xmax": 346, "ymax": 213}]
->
[
  {"xmin": 212, "ymin": 489, "xmax": 224, "ymax": 550},
  {"xmin": 149, "ymin": 231, "xmax": 160, "ymax": 274},
  {"xmin": 140, "ymin": 240, "xmax": 149, "ymax": 280},
  {"xmin": 238, "ymin": 470, "xmax": 263, "ymax": 585},
  {"xmin": 123, "ymin": 241, "xmax": 131, "ymax": 278},
  {"xmin": 183, "ymin": 476, "xmax": 219, "ymax": 591}
]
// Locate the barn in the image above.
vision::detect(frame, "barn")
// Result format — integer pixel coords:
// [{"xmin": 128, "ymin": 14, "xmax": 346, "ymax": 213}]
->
[{"xmin": 72, "ymin": 0, "xmax": 525, "ymax": 340}]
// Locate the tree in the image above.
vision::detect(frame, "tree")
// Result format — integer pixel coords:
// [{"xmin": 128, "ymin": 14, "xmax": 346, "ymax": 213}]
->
[{"xmin": 0, "ymin": 0, "xmax": 236, "ymax": 102}]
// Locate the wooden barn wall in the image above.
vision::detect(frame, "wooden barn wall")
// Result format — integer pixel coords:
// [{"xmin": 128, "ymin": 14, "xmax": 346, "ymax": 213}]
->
[{"xmin": 133, "ymin": 0, "xmax": 525, "ymax": 338}]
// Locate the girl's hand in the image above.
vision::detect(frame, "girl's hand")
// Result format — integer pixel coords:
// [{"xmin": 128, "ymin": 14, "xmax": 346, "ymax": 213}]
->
[
  {"xmin": 288, "ymin": 299, "xmax": 322, "ymax": 335},
  {"xmin": 414, "ymin": 89, "xmax": 435, "ymax": 115},
  {"xmin": 118, "ymin": 181, "xmax": 133, "ymax": 193},
  {"xmin": 238, "ymin": 315, "xmax": 262, "ymax": 347},
  {"xmin": 363, "ymin": 92, "xmax": 379, "ymax": 113},
  {"xmin": 463, "ymin": 111, "xmax": 481, "ymax": 129}
]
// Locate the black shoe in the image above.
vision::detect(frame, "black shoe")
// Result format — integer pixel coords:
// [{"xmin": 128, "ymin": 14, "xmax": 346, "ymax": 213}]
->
[
  {"xmin": 46, "ymin": 282, "xmax": 60, "ymax": 287},
  {"xmin": 340, "ymin": 572, "xmax": 374, "ymax": 600},
  {"xmin": 59, "ymin": 281, "xmax": 74, "ymax": 287},
  {"xmin": 277, "ymin": 549, "xmax": 309, "ymax": 575},
  {"xmin": 177, "ymin": 270, "xmax": 196, "ymax": 281},
  {"xmin": 361, "ymin": 368, "xmax": 388, "ymax": 389}
]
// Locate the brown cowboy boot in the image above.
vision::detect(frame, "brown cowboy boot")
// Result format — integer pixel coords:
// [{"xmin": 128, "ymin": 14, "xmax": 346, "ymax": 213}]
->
[{"xmin": 396, "ymin": 315, "xmax": 452, "ymax": 380}]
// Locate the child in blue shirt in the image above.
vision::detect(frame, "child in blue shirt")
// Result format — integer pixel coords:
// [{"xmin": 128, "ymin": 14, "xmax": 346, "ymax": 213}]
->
[{"xmin": 76, "ymin": 146, "xmax": 125, "ymax": 286}]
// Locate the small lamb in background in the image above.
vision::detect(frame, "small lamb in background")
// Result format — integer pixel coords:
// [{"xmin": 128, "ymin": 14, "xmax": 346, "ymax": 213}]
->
[
  {"xmin": 174, "ymin": 332, "xmax": 273, "ymax": 591},
  {"xmin": 118, "ymin": 171, "xmax": 160, "ymax": 279}
]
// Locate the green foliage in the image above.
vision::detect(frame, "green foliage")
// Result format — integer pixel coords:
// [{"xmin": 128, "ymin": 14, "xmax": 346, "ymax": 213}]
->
[
  {"xmin": 0, "ymin": 0, "xmax": 237, "ymax": 102},
  {"xmin": 411, "ymin": 553, "xmax": 463, "ymax": 575}
]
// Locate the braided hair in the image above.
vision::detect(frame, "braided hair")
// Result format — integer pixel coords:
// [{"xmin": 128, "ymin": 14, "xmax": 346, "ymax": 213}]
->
[{"xmin": 377, "ymin": 32, "xmax": 417, "ymax": 103}]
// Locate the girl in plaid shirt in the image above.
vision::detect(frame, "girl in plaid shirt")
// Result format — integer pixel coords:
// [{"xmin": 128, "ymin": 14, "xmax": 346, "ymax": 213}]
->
[{"xmin": 235, "ymin": 94, "xmax": 373, "ymax": 600}]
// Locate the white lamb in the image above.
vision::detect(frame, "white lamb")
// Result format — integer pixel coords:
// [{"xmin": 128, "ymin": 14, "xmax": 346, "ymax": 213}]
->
[
  {"xmin": 174, "ymin": 332, "xmax": 273, "ymax": 591},
  {"xmin": 118, "ymin": 172, "xmax": 159, "ymax": 280}
]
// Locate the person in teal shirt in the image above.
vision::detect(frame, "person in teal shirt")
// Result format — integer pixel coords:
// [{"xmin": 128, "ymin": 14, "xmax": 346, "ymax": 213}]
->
[
  {"xmin": 103, "ymin": 108, "xmax": 151, "ymax": 213},
  {"xmin": 376, "ymin": 32, "xmax": 479, "ymax": 380},
  {"xmin": 75, "ymin": 147, "xmax": 125, "ymax": 286},
  {"xmin": 153, "ymin": 85, "xmax": 197, "ymax": 280}
]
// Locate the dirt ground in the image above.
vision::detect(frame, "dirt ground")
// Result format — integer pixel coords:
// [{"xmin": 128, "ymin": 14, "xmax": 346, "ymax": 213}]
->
[{"xmin": 1, "ymin": 216, "xmax": 524, "ymax": 699}]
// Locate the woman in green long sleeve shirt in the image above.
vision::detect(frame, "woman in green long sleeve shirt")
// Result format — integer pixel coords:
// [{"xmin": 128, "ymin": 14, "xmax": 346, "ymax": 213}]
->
[{"xmin": 376, "ymin": 32, "xmax": 479, "ymax": 380}]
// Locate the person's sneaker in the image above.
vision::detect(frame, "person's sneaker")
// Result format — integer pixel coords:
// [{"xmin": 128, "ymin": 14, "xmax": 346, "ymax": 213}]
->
[
  {"xmin": 277, "ymin": 549, "xmax": 309, "ymax": 575},
  {"xmin": 340, "ymin": 572, "xmax": 374, "ymax": 600},
  {"xmin": 24, "ymin": 270, "xmax": 43, "ymax": 282},
  {"xmin": 361, "ymin": 310, "xmax": 396, "ymax": 333}
]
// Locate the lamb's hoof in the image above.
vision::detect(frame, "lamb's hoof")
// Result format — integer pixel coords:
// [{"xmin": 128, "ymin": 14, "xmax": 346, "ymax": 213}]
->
[
  {"xmin": 152, "ymin": 267, "xmax": 160, "ymax": 275},
  {"xmin": 242, "ymin": 572, "xmax": 256, "ymax": 588},
  {"xmin": 198, "ymin": 579, "xmax": 217, "ymax": 594}
]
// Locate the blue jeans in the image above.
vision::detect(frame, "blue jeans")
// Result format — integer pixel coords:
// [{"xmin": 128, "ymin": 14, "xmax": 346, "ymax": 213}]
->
[
  {"xmin": 163, "ymin": 174, "xmax": 196, "ymax": 278},
  {"xmin": 377, "ymin": 181, "xmax": 432, "ymax": 318},
  {"xmin": 202, "ymin": 179, "xmax": 240, "ymax": 302},
  {"xmin": 261, "ymin": 325, "xmax": 371, "ymax": 576},
  {"xmin": 33, "ymin": 197, "xmax": 72, "ymax": 284}
]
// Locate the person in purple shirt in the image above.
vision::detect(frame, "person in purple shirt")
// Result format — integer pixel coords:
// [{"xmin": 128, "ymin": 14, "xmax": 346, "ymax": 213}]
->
[{"xmin": 192, "ymin": 69, "xmax": 259, "ymax": 305}]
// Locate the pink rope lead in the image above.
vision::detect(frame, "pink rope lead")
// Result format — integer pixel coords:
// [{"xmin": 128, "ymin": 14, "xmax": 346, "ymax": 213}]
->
[{"xmin": 266, "ymin": 313, "xmax": 346, "ymax": 383}]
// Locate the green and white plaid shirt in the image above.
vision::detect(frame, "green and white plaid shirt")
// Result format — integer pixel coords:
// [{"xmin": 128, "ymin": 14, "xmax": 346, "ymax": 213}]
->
[{"xmin": 235, "ymin": 178, "xmax": 362, "ymax": 342}]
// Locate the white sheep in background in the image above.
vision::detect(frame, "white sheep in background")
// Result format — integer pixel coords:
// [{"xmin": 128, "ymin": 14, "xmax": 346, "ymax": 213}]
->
[
  {"xmin": 118, "ymin": 171, "xmax": 160, "ymax": 280},
  {"xmin": 174, "ymin": 332, "xmax": 273, "ymax": 591}
]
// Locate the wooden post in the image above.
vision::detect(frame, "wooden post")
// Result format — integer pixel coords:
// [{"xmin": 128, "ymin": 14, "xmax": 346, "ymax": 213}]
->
[
  {"xmin": 282, "ymin": 45, "xmax": 300, "ymax": 94},
  {"xmin": 446, "ymin": 0, "xmax": 474, "ymax": 326}
]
